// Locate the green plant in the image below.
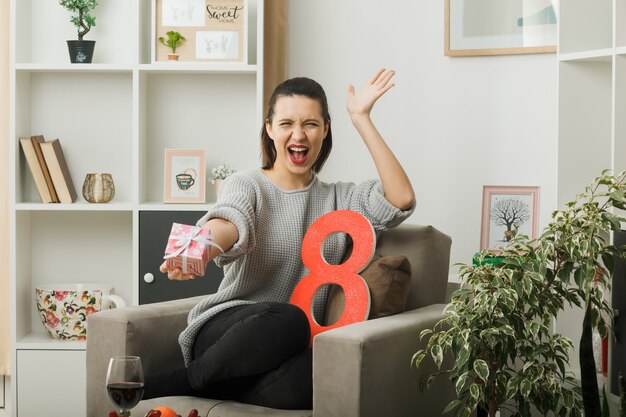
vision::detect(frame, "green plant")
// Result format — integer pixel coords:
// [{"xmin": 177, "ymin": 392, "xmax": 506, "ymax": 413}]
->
[
  {"xmin": 59, "ymin": 0, "xmax": 98, "ymax": 41},
  {"xmin": 158, "ymin": 31, "xmax": 186, "ymax": 54},
  {"xmin": 414, "ymin": 170, "xmax": 624, "ymax": 417}
]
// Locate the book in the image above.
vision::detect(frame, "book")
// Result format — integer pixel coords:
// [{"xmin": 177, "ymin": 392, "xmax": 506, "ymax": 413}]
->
[
  {"xmin": 30, "ymin": 135, "xmax": 59, "ymax": 203},
  {"xmin": 19, "ymin": 137, "xmax": 54, "ymax": 203},
  {"xmin": 40, "ymin": 139, "xmax": 77, "ymax": 203}
]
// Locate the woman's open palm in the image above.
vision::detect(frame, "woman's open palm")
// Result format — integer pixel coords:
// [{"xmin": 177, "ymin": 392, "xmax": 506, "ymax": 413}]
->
[{"xmin": 347, "ymin": 68, "xmax": 395, "ymax": 118}]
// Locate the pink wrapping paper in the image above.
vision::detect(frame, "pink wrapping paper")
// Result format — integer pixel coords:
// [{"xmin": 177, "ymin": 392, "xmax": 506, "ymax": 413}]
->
[{"xmin": 163, "ymin": 223, "xmax": 220, "ymax": 276}]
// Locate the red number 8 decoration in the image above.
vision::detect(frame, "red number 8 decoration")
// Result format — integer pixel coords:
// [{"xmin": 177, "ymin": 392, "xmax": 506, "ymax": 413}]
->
[{"xmin": 290, "ymin": 210, "xmax": 375, "ymax": 345}]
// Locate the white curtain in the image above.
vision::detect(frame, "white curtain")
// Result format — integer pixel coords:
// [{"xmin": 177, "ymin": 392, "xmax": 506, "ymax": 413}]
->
[{"xmin": 1, "ymin": 0, "xmax": 10, "ymax": 376}]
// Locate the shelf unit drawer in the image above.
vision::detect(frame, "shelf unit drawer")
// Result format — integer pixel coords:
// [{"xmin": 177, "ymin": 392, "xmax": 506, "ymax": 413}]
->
[{"xmin": 17, "ymin": 349, "xmax": 86, "ymax": 417}]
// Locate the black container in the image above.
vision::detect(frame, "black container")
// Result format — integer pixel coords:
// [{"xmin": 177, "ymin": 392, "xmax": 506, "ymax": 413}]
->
[{"xmin": 66, "ymin": 40, "xmax": 96, "ymax": 63}]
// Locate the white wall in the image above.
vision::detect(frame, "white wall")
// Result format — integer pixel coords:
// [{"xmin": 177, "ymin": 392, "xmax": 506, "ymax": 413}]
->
[{"xmin": 288, "ymin": 0, "xmax": 558, "ymax": 270}]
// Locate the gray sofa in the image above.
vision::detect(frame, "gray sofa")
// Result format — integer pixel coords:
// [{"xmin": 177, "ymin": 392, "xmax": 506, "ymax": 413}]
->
[{"xmin": 86, "ymin": 224, "xmax": 455, "ymax": 417}]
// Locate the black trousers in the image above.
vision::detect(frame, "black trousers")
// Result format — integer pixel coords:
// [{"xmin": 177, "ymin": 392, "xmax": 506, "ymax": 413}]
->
[{"xmin": 144, "ymin": 302, "xmax": 313, "ymax": 410}]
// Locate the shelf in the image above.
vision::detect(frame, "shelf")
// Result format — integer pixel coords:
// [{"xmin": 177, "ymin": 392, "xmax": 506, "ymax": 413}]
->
[
  {"xmin": 558, "ymin": 0, "xmax": 612, "ymax": 54},
  {"xmin": 614, "ymin": 56, "xmax": 626, "ymax": 174},
  {"xmin": 14, "ymin": 202, "xmax": 133, "ymax": 211},
  {"xmin": 617, "ymin": 1, "xmax": 626, "ymax": 49},
  {"xmin": 139, "ymin": 63, "xmax": 258, "ymax": 74},
  {"xmin": 9, "ymin": 0, "xmax": 265, "ymax": 414},
  {"xmin": 616, "ymin": 46, "xmax": 626, "ymax": 56},
  {"xmin": 16, "ymin": 332, "xmax": 86, "ymax": 350},
  {"xmin": 14, "ymin": 63, "xmax": 260, "ymax": 74},
  {"xmin": 139, "ymin": 202, "xmax": 216, "ymax": 211},
  {"xmin": 559, "ymin": 49, "xmax": 614, "ymax": 62},
  {"xmin": 14, "ymin": 71, "xmax": 133, "ymax": 204},
  {"xmin": 13, "ymin": 0, "xmax": 137, "ymax": 66},
  {"xmin": 13, "ymin": 211, "xmax": 134, "ymax": 329},
  {"xmin": 139, "ymin": 72, "xmax": 258, "ymax": 202},
  {"xmin": 14, "ymin": 63, "xmax": 134, "ymax": 73},
  {"xmin": 558, "ymin": 59, "xmax": 612, "ymax": 206}
]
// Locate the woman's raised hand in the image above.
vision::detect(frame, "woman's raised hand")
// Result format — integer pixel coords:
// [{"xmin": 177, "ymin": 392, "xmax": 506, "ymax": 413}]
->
[{"xmin": 347, "ymin": 68, "xmax": 395, "ymax": 120}]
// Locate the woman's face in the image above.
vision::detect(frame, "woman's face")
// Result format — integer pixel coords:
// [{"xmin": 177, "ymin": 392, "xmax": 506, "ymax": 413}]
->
[{"xmin": 266, "ymin": 95, "xmax": 329, "ymax": 180}]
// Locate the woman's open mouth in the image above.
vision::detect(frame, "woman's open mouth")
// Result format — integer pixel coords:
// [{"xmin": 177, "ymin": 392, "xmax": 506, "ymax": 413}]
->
[{"xmin": 288, "ymin": 145, "xmax": 309, "ymax": 165}]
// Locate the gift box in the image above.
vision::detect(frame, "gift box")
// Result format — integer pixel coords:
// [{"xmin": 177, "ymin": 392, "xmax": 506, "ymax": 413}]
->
[{"xmin": 163, "ymin": 223, "xmax": 222, "ymax": 276}]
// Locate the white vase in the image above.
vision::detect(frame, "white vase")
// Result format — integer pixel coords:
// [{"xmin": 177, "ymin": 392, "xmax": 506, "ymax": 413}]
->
[{"xmin": 214, "ymin": 179, "xmax": 223, "ymax": 198}]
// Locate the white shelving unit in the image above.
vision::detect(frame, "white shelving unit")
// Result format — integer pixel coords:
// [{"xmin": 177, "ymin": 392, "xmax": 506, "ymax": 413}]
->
[
  {"xmin": 8, "ymin": 0, "xmax": 264, "ymax": 416},
  {"xmin": 557, "ymin": 0, "xmax": 625, "ymax": 399}
]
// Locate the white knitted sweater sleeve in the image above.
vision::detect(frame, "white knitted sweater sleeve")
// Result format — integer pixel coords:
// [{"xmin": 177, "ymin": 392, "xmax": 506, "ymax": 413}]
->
[
  {"xmin": 335, "ymin": 179, "xmax": 416, "ymax": 230},
  {"xmin": 195, "ymin": 173, "xmax": 257, "ymax": 267}
]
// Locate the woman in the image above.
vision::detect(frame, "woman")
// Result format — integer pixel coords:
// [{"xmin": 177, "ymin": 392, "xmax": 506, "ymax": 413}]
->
[{"xmin": 147, "ymin": 69, "xmax": 415, "ymax": 409}]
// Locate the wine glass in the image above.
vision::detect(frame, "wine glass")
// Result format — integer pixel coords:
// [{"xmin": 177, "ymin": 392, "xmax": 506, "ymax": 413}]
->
[{"xmin": 106, "ymin": 356, "xmax": 145, "ymax": 417}]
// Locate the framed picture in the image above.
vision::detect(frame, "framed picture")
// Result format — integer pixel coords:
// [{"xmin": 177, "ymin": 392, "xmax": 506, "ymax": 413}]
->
[
  {"xmin": 164, "ymin": 149, "xmax": 206, "ymax": 203},
  {"xmin": 153, "ymin": 0, "xmax": 247, "ymax": 63},
  {"xmin": 445, "ymin": 0, "xmax": 557, "ymax": 56},
  {"xmin": 480, "ymin": 186, "xmax": 540, "ymax": 250}
]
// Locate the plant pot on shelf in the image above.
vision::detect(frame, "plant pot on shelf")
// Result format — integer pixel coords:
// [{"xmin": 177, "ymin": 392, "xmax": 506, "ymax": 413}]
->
[
  {"xmin": 67, "ymin": 40, "xmax": 96, "ymax": 63},
  {"xmin": 167, "ymin": 54, "xmax": 179, "ymax": 61},
  {"xmin": 214, "ymin": 180, "xmax": 223, "ymax": 197}
]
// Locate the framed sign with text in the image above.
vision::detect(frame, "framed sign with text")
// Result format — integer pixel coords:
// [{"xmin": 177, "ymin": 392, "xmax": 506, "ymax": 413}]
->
[{"xmin": 153, "ymin": 0, "xmax": 247, "ymax": 63}]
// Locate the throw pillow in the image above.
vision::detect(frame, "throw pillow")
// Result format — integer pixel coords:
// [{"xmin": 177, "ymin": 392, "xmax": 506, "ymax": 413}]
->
[{"xmin": 323, "ymin": 253, "xmax": 412, "ymax": 325}]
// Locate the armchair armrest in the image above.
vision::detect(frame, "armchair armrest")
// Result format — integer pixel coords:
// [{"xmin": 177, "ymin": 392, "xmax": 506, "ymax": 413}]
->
[
  {"xmin": 86, "ymin": 296, "xmax": 203, "ymax": 417},
  {"xmin": 312, "ymin": 304, "xmax": 454, "ymax": 417}
]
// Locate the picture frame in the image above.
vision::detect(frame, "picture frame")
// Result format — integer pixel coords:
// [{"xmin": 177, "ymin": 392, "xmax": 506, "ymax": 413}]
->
[
  {"xmin": 152, "ymin": 0, "xmax": 248, "ymax": 63},
  {"xmin": 480, "ymin": 185, "xmax": 540, "ymax": 250},
  {"xmin": 164, "ymin": 149, "xmax": 206, "ymax": 203},
  {"xmin": 445, "ymin": 0, "xmax": 557, "ymax": 56}
]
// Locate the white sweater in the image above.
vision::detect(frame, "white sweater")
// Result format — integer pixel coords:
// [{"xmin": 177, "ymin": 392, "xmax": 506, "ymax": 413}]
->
[{"xmin": 178, "ymin": 169, "xmax": 415, "ymax": 365}]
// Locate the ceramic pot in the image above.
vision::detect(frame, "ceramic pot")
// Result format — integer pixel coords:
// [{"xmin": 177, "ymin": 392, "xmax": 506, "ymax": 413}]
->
[
  {"xmin": 168, "ymin": 54, "xmax": 179, "ymax": 61},
  {"xmin": 214, "ymin": 179, "xmax": 223, "ymax": 197},
  {"xmin": 66, "ymin": 40, "xmax": 96, "ymax": 63},
  {"xmin": 35, "ymin": 283, "xmax": 126, "ymax": 340},
  {"xmin": 83, "ymin": 173, "xmax": 115, "ymax": 203}
]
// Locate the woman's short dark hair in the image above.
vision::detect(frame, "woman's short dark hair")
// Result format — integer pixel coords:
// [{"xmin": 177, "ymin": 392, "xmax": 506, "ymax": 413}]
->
[{"xmin": 260, "ymin": 77, "xmax": 332, "ymax": 173}]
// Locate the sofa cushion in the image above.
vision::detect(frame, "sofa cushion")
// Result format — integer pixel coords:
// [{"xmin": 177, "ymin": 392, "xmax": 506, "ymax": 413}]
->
[{"xmin": 324, "ymin": 253, "xmax": 412, "ymax": 325}]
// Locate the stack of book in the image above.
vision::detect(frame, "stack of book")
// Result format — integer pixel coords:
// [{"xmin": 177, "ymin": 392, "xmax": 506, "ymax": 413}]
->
[{"xmin": 19, "ymin": 135, "xmax": 77, "ymax": 203}]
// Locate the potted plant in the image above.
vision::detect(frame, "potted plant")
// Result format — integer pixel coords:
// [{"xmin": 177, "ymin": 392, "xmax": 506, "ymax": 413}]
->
[
  {"xmin": 59, "ymin": 0, "xmax": 98, "ymax": 63},
  {"xmin": 414, "ymin": 170, "xmax": 624, "ymax": 417},
  {"xmin": 158, "ymin": 31, "xmax": 186, "ymax": 61},
  {"xmin": 210, "ymin": 162, "xmax": 237, "ymax": 196}
]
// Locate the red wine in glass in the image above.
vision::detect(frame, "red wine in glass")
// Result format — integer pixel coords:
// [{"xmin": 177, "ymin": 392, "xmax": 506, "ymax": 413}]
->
[
  {"xmin": 107, "ymin": 382, "xmax": 145, "ymax": 411},
  {"xmin": 106, "ymin": 356, "xmax": 144, "ymax": 416}
]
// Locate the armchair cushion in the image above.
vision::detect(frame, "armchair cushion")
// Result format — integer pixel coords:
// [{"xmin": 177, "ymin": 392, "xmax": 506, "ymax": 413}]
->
[{"xmin": 324, "ymin": 253, "xmax": 411, "ymax": 324}]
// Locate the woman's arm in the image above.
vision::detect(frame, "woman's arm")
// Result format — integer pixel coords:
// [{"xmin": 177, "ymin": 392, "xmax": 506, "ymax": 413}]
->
[
  {"xmin": 347, "ymin": 68, "xmax": 415, "ymax": 210},
  {"xmin": 159, "ymin": 218, "xmax": 238, "ymax": 281}
]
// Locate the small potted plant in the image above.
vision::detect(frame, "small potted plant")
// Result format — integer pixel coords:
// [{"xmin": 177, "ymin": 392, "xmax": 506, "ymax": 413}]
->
[
  {"xmin": 210, "ymin": 162, "xmax": 237, "ymax": 196},
  {"xmin": 59, "ymin": 0, "xmax": 99, "ymax": 63},
  {"xmin": 158, "ymin": 31, "xmax": 186, "ymax": 61}
]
